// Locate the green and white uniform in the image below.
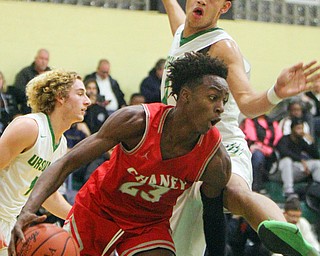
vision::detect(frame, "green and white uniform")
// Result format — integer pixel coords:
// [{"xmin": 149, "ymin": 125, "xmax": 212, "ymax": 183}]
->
[
  {"xmin": 161, "ymin": 24, "xmax": 252, "ymax": 256},
  {"xmin": 0, "ymin": 113, "xmax": 67, "ymax": 252}
]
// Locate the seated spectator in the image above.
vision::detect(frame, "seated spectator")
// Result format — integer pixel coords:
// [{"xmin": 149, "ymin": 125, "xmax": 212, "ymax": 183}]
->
[
  {"xmin": 240, "ymin": 114, "xmax": 282, "ymax": 192},
  {"xmin": 270, "ymin": 118, "xmax": 320, "ymax": 198},
  {"xmin": 129, "ymin": 92, "xmax": 145, "ymax": 106},
  {"xmin": 83, "ymin": 78, "xmax": 109, "ymax": 134},
  {"xmin": 0, "ymin": 72, "xmax": 22, "ymax": 136},
  {"xmin": 0, "ymin": 71, "xmax": 12, "ymax": 136},
  {"xmin": 140, "ymin": 58, "xmax": 165, "ymax": 103},
  {"xmin": 273, "ymin": 196, "xmax": 320, "ymax": 255},
  {"xmin": 279, "ymin": 99, "xmax": 313, "ymax": 144},
  {"xmin": 13, "ymin": 49, "xmax": 51, "ymax": 114},
  {"xmin": 84, "ymin": 59, "xmax": 126, "ymax": 115},
  {"xmin": 227, "ymin": 214, "xmax": 272, "ymax": 256},
  {"xmin": 64, "ymin": 122, "xmax": 90, "ymax": 149},
  {"xmin": 304, "ymin": 89, "xmax": 320, "ymax": 140}
]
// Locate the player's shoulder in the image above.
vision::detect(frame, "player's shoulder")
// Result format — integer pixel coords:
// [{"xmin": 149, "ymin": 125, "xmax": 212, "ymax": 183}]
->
[
  {"xmin": 209, "ymin": 38, "xmax": 240, "ymax": 57},
  {"xmin": 0, "ymin": 115, "xmax": 39, "ymax": 150},
  {"xmin": 113, "ymin": 105, "xmax": 145, "ymax": 120},
  {"xmin": 9, "ymin": 115, "xmax": 39, "ymax": 132},
  {"xmin": 102, "ymin": 105, "xmax": 146, "ymax": 133}
]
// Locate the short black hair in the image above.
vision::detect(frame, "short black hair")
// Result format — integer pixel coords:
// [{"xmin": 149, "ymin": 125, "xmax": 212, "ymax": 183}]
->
[
  {"xmin": 284, "ymin": 196, "xmax": 301, "ymax": 212},
  {"xmin": 130, "ymin": 92, "xmax": 144, "ymax": 100},
  {"xmin": 287, "ymin": 99, "xmax": 303, "ymax": 111},
  {"xmin": 166, "ymin": 52, "xmax": 228, "ymax": 97},
  {"xmin": 290, "ymin": 117, "xmax": 304, "ymax": 129}
]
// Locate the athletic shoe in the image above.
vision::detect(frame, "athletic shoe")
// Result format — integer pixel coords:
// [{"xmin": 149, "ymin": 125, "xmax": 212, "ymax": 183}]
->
[{"xmin": 258, "ymin": 220, "xmax": 319, "ymax": 256}]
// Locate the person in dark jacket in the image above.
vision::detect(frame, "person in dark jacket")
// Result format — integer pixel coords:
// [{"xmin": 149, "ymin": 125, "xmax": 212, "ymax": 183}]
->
[
  {"xmin": 274, "ymin": 117, "xmax": 320, "ymax": 197},
  {"xmin": 83, "ymin": 78, "xmax": 109, "ymax": 134},
  {"xmin": 140, "ymin": 58, "xmax": 165, "ymax": 103},
  {"xmin": 84, "ymin": 59, "xmax": 126, "ymax": 115},
  {"xmin": 13, "ymin": 49, "xmax": 51, "ymax": 114}
]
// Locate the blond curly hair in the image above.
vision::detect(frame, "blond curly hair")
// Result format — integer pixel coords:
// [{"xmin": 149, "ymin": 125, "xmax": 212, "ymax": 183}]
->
[{"xmin": 26, "ymin": 70, "xmax": 81, "ymax": 114}]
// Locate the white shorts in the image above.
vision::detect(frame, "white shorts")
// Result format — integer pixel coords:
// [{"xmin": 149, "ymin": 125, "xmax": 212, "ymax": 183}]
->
[
  {"xmin": 170, "ymin": 140, "xmax": 252, "ymax": 256},
  {"xmin": 223, "ymin": 139, "xmax": 253, "ymax": 189}
]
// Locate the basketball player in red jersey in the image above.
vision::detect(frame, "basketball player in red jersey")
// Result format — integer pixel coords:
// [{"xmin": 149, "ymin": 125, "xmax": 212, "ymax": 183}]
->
[{"xmin": 9, "ymin": 52, "xmax": 231, "ymax": 256}]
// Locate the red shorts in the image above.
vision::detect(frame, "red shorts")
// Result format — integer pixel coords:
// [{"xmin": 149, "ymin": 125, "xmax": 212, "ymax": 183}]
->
[{"xmin": 64, "ymin": 201, "xmax": 175, "ymax": 256}]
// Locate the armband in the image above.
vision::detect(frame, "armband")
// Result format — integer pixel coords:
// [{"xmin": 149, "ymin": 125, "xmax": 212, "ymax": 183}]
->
[{"xmin": 267, "ymin": 85, "xmax": 282, "ymax": 105}]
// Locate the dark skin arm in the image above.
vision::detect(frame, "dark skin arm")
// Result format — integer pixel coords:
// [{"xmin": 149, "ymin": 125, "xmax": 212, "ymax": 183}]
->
[
  {"xmin": 199, "ymin": 144, "xmax": 231, "ymax": 198},
  {"xmin": 199, "ymin": 144, "xmax": 231, "ymax": 256},
  {"xmin": 9, "ymin": 105, "xmax": 146, "ymax": 256}
]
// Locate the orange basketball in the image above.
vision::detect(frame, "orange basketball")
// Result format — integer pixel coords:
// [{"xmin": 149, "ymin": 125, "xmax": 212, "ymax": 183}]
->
[{"xmin": 16, "ymin": 223, "xmax": 80, "ymax": 256}]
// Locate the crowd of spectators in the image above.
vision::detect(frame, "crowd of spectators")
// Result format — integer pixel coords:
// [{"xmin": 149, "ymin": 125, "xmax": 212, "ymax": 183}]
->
[
  {"xmin": 1, "ymin": 48, "xmax": 320, "ymax": 254},
  {"xmin": 240, "ymin": 95, "xmax": 320, "ymax": 251}
]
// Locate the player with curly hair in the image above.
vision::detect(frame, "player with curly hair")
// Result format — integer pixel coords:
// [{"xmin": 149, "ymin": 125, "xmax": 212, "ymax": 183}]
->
[{"xmin": 0, "ymin": 70, "xmax": 90, "ymax": 256}]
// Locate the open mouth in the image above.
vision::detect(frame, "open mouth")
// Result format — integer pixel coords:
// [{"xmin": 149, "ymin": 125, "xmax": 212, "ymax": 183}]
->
[
  {"xmin": 193, "ymin": 7, "xmax": 204, "ymax": 17},
  {"xmin": 210, "ymin": 118, "xmax": 221, "ymax": 126}
]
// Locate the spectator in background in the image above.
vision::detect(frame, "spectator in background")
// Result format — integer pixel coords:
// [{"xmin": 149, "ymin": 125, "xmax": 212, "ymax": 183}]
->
[
  {"xmin": 64, "ymin": 122, "xmax": 90, "ymax": 150},
  {"xmin": 272, "ymin": 118, "xmax": 320, "ymax": 198},
  {"xmin": 0, "ymin": 71, "xmax": 11, "ymax": 136},
  {"xmin": 140, "ymin": 58, "xmax": 165, "ymax": 103},
  {"xmin": 273, "ymin": 196, "xmax": 320, "ymax": 255},
  {"xmin": 13, "ymin": 49, "xmax": 51, "ymax": 114},
  {"xmin": 63, "ymin": 122, "xmax": 91, "ymax": 194},
  {"xmin": 240, "ymin": 115, "xmax": 282, "ymax": 193},
  {"xmin": 304, "ymin": 89, "xmax": 320, "ymax": 140},
  {"xmin": 83, "ymin": 78, "xmax": 109, "ymax": 134},
  {"xmin": 227, "ymin": 214, "xmax": 272, "ymax": 256},
  {"xmin": 279, "ymin": 100, "xmax": 313, "ymax": 144},
  {"xmin": 84, "ymin": 59, "xmax": 126, "ymax": 115},
  {"xmin": 0, "ymin": 71, "xmax": 21, "ymax": 136},
  {"xmin": 129, "ymin": 92, "xmax": 145, "ymax": 106}
]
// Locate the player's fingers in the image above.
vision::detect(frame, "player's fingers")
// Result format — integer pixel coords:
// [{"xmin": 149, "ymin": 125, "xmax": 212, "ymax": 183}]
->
[
  {"xmin": 303, "ymin": 75, "xmax": 320, "ymax": 93},
  {"xmin": 0, "ymin": 232, "xmax": 7, "ymax": 249},
  {"xmin": 8, "ymin": 226, "xmax": 24, "ymax": 256},
  {"xmin": 304, "ymin": 64, "xmax": 320, "ymax": 77},
  {"xmin": 34, "ymin": 214, "xmax": 47, "ymax": 223},
  {"xmin": 7, "ymin": 213, "xmax": 47, "ymax": 255},
  {"xmin": 306, "ymin": 72, "xmax": 320, "ymax": 84},
  {"xmin": 302, "ymin": 60, "xmax": 317, "ymax": 71}
]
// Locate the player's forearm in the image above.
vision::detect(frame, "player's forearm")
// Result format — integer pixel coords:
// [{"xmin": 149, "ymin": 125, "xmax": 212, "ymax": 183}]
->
[
  {"xmin": 201, "ymin": 188, "xmax": 226, "ymax": 255},
  {"xmin": 237, "ymin": 89, "xmax": 280, "ymax": 118},
  {"xmin": 42, "ymin": 191, "xmax": 72, "ymax": 220},
  {"xmin": 21, "ymin": 159, "xmax": 72, "ymax": 215},
  {"xmin": 162, "ymin": 0, "xmax": 185, "ymax": 35}
]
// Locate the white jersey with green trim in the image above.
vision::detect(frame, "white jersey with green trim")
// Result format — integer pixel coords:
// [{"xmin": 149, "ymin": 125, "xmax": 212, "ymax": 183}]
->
[
  {"xmin": 0, "ymin": 112, "xmax": 67, "ymax": 223},
  {"xmin": 161, "ymin": 24, "xmax": 251, "ymax": 143}
]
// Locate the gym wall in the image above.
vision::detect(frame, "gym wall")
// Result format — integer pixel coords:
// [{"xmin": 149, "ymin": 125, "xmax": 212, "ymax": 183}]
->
[{"xmin": 0, "ymin": 1, "xmax": 319, "ymax": 101}]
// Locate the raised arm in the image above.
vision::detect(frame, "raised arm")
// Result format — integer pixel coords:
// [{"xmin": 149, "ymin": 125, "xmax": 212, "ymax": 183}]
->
[
  {"xmin": 9, "ymin": 105, "xmax": 146, "ymax": 255},
  {"xmin": 162, "ymin": 0, "xmax": 186, "ymax": 35},
  {"xmin": 209, "ymin": 39, "xmax": 320, "ymax": 118}
]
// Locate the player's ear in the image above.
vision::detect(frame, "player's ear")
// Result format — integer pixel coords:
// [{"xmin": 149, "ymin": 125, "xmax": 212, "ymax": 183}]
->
[
  {"xmin": 180, "ymin": 87, "xmax": 191, "ymax": 103},
  {"xmin": 220, "ymin": 1, "xmax": 232, "ymax": 14},
  {"xmin": 56, "ymin": 93, "xmax": 66, "ymax": 105}
]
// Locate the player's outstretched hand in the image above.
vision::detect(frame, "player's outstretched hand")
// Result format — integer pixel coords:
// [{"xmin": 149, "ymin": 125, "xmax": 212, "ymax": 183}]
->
[
  {"xmin": 275, "ymin": 61, "xmax": 320, "ymax": 99},
  {"xmin": 8, "ymin": 211, "xmax": 46, "ymax": 256}
]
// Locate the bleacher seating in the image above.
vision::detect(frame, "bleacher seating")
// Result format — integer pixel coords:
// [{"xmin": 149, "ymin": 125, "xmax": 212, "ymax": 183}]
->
[{"xmin": 19, "ymin": 0, "xmax": 320, "ymax": 26}]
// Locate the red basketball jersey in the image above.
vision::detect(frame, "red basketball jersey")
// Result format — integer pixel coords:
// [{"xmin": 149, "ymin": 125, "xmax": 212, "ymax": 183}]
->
[{"xmin": 76, "ymin": 103, "xmax": 221, "ymax": 231}]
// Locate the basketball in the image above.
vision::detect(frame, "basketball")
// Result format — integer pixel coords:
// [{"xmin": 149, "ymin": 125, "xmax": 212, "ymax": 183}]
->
[{"xmin": 16, "ymin": 223, "xmax": 79, "ymax": 256}]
